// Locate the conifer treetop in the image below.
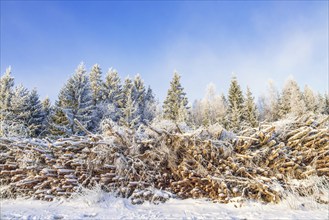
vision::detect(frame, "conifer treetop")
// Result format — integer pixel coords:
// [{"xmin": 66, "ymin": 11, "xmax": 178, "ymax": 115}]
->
[{"xmin": 163, "ymin": 71, "xmax": 188, "ymax": 122}]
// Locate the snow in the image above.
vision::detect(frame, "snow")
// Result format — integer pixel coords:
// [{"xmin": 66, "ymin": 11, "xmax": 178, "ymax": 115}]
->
[{"xmin": 1, "ymin": 196, "xmax": 328, "ymax": 220}]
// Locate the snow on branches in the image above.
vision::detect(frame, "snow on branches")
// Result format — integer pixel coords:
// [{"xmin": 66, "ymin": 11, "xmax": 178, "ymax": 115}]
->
[{"xmin": 0, "ymin": 115, "xmax": 328, "ymax": 205}]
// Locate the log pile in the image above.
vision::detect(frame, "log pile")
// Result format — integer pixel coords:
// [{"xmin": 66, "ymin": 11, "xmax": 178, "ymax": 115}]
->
[{"xmin": 0, "ymin": 114, "xmax": 328, "ymax": 204}]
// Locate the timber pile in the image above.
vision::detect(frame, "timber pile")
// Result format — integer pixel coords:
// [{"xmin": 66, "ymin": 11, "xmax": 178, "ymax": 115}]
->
[{"xmin": 0, "ymin": 114, "xmax": 328, "ymax": 204}]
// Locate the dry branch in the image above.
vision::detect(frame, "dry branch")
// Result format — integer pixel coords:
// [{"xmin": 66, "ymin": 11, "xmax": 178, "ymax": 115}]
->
[{"xmin": 0, "ymin": 116, "xmax": 328, "ymax": 204}]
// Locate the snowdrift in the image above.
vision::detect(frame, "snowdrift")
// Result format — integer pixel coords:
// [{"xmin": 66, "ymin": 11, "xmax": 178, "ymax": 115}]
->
[{"xmin": 0, "ymin": 114, "xmax": 328, "ymax": 205}]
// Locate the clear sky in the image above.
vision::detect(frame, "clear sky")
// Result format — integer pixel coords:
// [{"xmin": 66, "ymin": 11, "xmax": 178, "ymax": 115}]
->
[{"xmin": 1, "ymin": 1, "xmax": 328, "ymax": 103}]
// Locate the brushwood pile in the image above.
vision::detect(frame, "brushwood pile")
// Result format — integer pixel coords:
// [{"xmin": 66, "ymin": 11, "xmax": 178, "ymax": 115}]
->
[{"xmin": 0, "ymin": 114, "xmax": 328, "ymax": 204}]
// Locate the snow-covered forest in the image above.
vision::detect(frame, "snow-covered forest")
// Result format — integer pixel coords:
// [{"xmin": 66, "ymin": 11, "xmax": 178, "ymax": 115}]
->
[
  {"xmin": 1, "ymin": 64, "xmax": 329, "ymax": 219},
  {"xmin": 1, "ymin": 63, "xmax": 328, "ymax": 138},
  {"xmin": 1, "ymin": 0, "xmax": 328, "ymax": 218}
]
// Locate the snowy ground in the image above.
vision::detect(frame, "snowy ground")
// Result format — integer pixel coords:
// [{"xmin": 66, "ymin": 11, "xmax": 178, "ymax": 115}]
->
[{"xmin": 1, "ymin": 195, "xmax": 328, "ymax": 220}]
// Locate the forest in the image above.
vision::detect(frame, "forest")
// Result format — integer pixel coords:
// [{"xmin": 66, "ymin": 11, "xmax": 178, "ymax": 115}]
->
[
  {"xmin": 1, "ymin": 63, "xmax": 328, "ymax": 138},
  {"xmin": 0, "ymin": 63, "xmax": 328, "ymax": 206}
]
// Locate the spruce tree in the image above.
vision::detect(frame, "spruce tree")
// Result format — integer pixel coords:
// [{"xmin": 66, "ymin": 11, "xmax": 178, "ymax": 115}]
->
[
  {"xmin": 89, "ymin": 64, "xmax": 104, "ymax": 132},
  {"xmin": 178, "ymin": 100, "xmax": 190, "ymax": 123},
  {"xmin": 122, "ymin": 77, "xmax": 133, "ymax": 105},
  {"xmin": 54, "ymin": 63, "xmax": 95, "ymax": 135},
  {"xmin": 49, "ymin": 101, "xmax": 71, "ymax": 137},
  {"xmin": 279, "ymin": 79, "xmax": 293, "ymax": 117},
  {"xmin": 227, "ymin": 76, "xmax": 244, "ymax": 132},
  {"xmin": 102, "ymin": 68, "xmax": 123, "ymax": 121},
  {"xmin": 290, "ymin": 84, "xmax": 306, "ymax": 117},
  {"xmin": 120, "ymin": 86, "xmax": 139, "ymax": 128},
  {"xmin": 315, "ymin": 93, "xmax": 325, "ymax": 115},
  {"xmin": 243, "ymin": 87, "xmax": 258, "ymax": 127},
  {"xmin": 121, "ymin": 77, "xmax": 133, "ymax": 111},
  {"xmin": 303, "ymin": 85, "xmax": 316, "ymax": 113},
  {"xmin": 8, "ymin": 85, "xmax": 30, "ymax": 137},
  {"xmin": 143, "ymin": 86, "xmax": 157, "ymax": 124},
  {"xmin": 41, "ymin": 97, "xmax": 52, "ymax": 137},
  {"xmin": 279, "ymin": 78, "xmax": 306, "ymax": 117},
  {"xmin": 119, "ymin": 77, "xmax": 141, "ymax": 128},
  {"xmin": 132, "ymin": 74, "xmax": 146, "ymax": 123},
  {"xmin": 163, "ymin": 72, "xmax": 188, "ymax": 122},
  {"xmin": 0, "ymin": 67, "xmax": 14, "ymax": 116},
  {"xmin": 0, "ymin": 67, "xmax": 14, "ymax": 136},
  {"xmin": 89, "ymin": 64, "xmax": 103, "ymax": 106},
  {"xmin": 26, "ymin": 89, "xmax": 44, "ymax": 137}
]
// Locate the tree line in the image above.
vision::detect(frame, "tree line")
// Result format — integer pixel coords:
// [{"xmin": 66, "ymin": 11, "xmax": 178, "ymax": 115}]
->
[
  {"xmin": 191, "ymin": 77, "xmax": 329, "ymax": 132},
  {"xmin": 0, "ymin": 63, "xmax": 157, "ymax": 138},
  {"xmin": 1, "ymin": 63, "xmax": 328, "ymax": 138}
]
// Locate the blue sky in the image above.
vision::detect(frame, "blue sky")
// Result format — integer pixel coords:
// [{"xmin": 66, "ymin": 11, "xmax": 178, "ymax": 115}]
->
[{"xmin": 1, "ymin": 1, "xmax": 328, "ymax": 102}]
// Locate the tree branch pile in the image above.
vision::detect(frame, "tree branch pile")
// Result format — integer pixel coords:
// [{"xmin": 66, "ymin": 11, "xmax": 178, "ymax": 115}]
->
[{"xmin": 0, "ymin": 114, "xmax": 328, "ymax": 204}]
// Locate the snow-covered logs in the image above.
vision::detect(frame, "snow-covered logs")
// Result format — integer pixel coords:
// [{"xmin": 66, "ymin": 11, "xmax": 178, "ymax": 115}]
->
[{"xmin": 0, "ymin": 114, "xmax": 328, "ymax": 204}]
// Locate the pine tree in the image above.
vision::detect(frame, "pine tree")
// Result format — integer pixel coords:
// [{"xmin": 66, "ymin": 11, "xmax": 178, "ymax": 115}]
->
[
  {"xmin": 119, "ymin": 77, "xmax": 140, "ymax": 128},
  {"xmin": 102, "ymin": 68, "xmax": 123, "ymax": 121},
  {"xmin": 279, "ymin": 79, "xmax": 294, "ymax": 117},
  {"xmin": 26, "ymin": 89, "xmax": 44, "ymax": 137},
  {"xmin": 0, "ymin": 67, "xmax": 15, "ymax": 136},
  {"xmin": 227, "ymin": 76, "xmax": 244, "ymax": 132},
  {"xmin": 120, "ymin": 85, "xmax": 139, "ymax": 128},
  {"xmin": 290, "ymin": 85, "xmax": 306, "ymax": 117},
  {"xmin": 121, "ymin": 76, "xmax": 133, "ymax": 111},
  {"xmin": 7, "ymin": 85, "xmax": 31, "ymax": 137},
  {"xmin": 243, "ymin": 87, "xmax": 258, "ymax": 127},
  {"xmin": 177, "ymin": 100, "xmax": 189, "ymax": 123},
  {"xmin": 102, "ymin": 68, "xmax": 121, "ymax": 102},
  {"xmin": 89, "ymin": 64, "xmax": 104, "ymax": 132},
  {"xmin": 143, "ymin": 86, "xmax": 157, "ymax": 124},
  {"xmin": 40, "ymin": 97, "xmax": 52, "ymax": 137},
  {"xmin": 54, "ymin": 63, "xmax": 95, "ymax": 135},
  {"xmin": 163, "ymin": 72, "xmax": 188, "ymax": 122},
  {"xmin": 279, "ymin": 78, "xmax": 306, "ymax": 117},
  {"xmin": 303, "ymin": 85, "xmax": 316, "ymax": 113},
  {"xmin": 1, "ymin": 71, "xmax": 43, "ymax": 137},
  {"xmin": 49, "ymin": 101, "xmax": 71, "ymax": 137},
  {"xmin": 89, "ymin": 64, "xmax": 103, "ymax": 106},
  {"xmin": 0, "ymin": 67, "xmax": 14, "ymax": 116},
  {"xmin": 132, "ymin": 74, "xmax": 146, "ymax": 123},
  {"xmin": 315, "ymin": 93, "xmax": 325, "ymax": 115}
]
